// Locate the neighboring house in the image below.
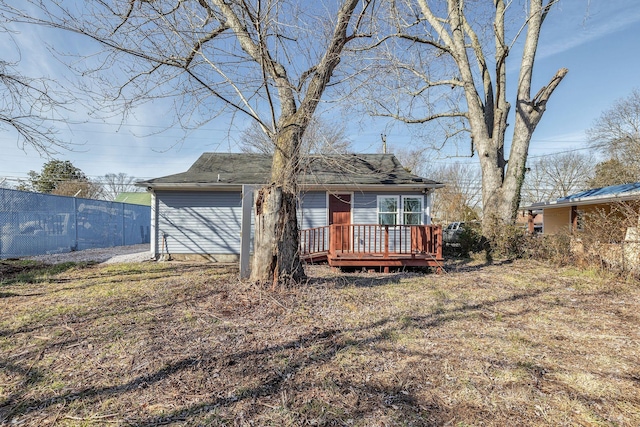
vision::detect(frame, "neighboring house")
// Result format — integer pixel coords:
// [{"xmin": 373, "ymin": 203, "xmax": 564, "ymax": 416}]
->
[
  {"xmin": 137, "ymin": 153, "xmax": 444, "ymax": 270},
  {"xmin": 114, "ymin": 192, "xmax": 151, "ymax": 206},
  {"xmin": 516, "ymin": 209, "xmax": 543, "ymax": 234},
  {"xmin": 522, "ymin": 182, "xmax": 640, "ymax": 235}
]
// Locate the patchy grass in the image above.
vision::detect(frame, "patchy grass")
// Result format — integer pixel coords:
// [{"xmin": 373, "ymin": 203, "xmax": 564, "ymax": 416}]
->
[{"xmin": 0, "ymin": 259, "xmax": 639, "ymax": 426}]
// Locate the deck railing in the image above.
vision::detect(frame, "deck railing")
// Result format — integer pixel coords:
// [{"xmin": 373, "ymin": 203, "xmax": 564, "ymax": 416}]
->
[
  {"xmin": 300, "ymin": 226, "xmax": 330, "ymax": 256},
  {"xmin": 300, "ymin": 224, "xmax": 442, "ymax": 260}
]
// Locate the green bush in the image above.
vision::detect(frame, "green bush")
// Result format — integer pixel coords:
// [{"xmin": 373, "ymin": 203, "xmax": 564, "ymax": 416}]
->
[
  {"xmin": 523, "ymin": 233, "xmax": 573, "ymax": 265},
  {"xmin": 458, "ymin": 222, "xmax": 486, "ymax": 257},
  {"xmin": 486, "ymin": 224, "xmax": 528, "ymax": 259}
]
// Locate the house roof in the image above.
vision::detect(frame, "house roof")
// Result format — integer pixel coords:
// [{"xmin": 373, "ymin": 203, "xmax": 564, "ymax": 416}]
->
[
  {"xmin": 137, "ymin": 153, "xmax": 443, "ymax": 191},
  {"xmin": 522, "ymin": 182, "xmax": 640, "ymax": 210},
  {"xmin": 114, "ymin": 192, "xmax": 151, "ymax": 206}
]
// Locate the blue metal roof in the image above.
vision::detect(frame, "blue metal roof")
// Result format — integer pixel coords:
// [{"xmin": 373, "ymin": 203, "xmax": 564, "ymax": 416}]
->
[{"xmin": 557, "ymin": 182, "xmax": 640, "ymax": 202}]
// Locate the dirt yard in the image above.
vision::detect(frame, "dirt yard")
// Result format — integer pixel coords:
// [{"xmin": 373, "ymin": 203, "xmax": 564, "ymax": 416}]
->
[{"xmin": 1, "ymin": 259, "xmax": 639, "ymax": 426}]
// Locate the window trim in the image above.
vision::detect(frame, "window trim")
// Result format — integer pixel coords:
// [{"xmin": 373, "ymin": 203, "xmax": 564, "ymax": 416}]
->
[
  {"xmin": 402, "ymin": 195, "xmax": 424, "ymax": 225},
  {"xmin": 377, "ymin": 195, "xmax": 424, "ymax": 225}
]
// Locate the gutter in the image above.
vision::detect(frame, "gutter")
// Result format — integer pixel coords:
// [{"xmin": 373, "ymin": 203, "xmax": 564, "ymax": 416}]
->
[
  {"xmin": 138, "ymin": 182, "xmax": 445, "ymax": 192},
  {"xmin": 522, "ymin": 191, "xmax": 640, "ymax": 210}
]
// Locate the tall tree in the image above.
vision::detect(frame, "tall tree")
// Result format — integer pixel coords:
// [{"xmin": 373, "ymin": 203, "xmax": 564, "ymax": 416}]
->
[
  {"xmin": 19, "ymin": 159, "xmax": 87, "ymax": 194},
  {"xmin": 587, "ymin": 88, "xmax": 640, "ymax": 181},
  {"xmin": 364, "ymin": 0, "xmax": 567, "ymax": 234},
  {"xmin": 1, "ymin": 27, "xmax": 71, "ymax": 153},
  {"xmin": 588, "ymin": 159, "xmax": 637, "ymax": 189},
  {"xmin": 4, "ymin": 0, "xmax": 373, "ymax": 283}
]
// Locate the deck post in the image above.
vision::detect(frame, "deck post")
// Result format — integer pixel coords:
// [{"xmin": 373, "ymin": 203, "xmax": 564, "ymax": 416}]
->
[
  {"xmin": 384, "ymin": 225, "xmax": 389, "ymax": 258},
  {"xmin": 328, "ymin": 224, "xmax": 336, "ymax": 257}
]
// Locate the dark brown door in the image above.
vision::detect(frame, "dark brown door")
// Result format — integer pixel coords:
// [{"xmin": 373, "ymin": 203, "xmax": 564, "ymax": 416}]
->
[{"xmin": 329, "ymin": 194, "xmax": 351, "ymax": 251}]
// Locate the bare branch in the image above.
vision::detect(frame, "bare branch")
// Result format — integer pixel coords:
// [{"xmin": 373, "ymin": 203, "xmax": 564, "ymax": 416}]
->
[{"xmin": 532, "ymin": 67, "xmax": 568, "ymax": 107}]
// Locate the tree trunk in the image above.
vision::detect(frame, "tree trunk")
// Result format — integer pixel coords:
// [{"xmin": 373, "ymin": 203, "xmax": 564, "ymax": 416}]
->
[{"xmin": 251, "ymin": 185, "xmax": 306, "ymax": 287}]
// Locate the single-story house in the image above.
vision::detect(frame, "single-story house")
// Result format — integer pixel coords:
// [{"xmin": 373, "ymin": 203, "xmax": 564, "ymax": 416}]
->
[
  {"xmin": 137, "ymin": 153, "xmax": 444, "ymax": 271},
  {"xmin": 522, "ymin": 182, "xmax": 640, "ymax": 235}
]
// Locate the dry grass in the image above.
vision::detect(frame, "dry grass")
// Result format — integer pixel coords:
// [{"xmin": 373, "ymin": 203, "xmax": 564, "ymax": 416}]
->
[{"xmin": 1, "ymin": 259, "xmax": 639, "ymax": 426}]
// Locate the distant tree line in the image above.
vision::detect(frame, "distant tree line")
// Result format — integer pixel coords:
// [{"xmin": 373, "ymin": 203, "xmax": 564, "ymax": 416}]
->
[{"xmin": 11, "ymin": 159, "xmax": 142, "ymax": 201}]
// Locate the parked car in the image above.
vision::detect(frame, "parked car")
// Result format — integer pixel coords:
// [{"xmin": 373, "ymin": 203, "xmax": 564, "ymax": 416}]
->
[{"xmin": 443, "ymin": 221, "xmax": 465, "ymax": 244}]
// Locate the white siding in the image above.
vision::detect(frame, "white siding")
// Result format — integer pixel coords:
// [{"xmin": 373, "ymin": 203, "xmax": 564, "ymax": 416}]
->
[
  {"xmin": 353, "ymin": 192, "xmax": 378, "ymax": 223},
  {"xmin": 153, "ymin": 189, "xmax": 431, "ymax": 257},
  {"xmin": 157, "ymin": 191, "xmax": 243, "ymax": 255},
  {"xmin": 299, "ymin": 191, "xmax": 327, "ymax": 229}
]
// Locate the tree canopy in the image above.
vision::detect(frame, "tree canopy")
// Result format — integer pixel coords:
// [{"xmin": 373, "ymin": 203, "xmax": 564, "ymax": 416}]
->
[
  {"xmin": 521, "ymin": 152, "xmax": 593, "ymax": 205},
  {"xmin": 19, "ymin": 160, "xmax": 87, "ymax": 194},
  {"xmin": 3, "ymin": 0, "xmax": 375, "ymax": 283},
  {"xmin": 588, "ymin": 88, "xmax": 640, "ymax": 183},
  {"xmin": 18, "ymin": 159, "xmax": 101, "ymax": 198},
  {"xmin": 1, "ymin": 25, "xmax": 72, "ymax": 154},
  {"xmin": 358, "ymin": 0, "xmax": 567, "ymax": 233}
]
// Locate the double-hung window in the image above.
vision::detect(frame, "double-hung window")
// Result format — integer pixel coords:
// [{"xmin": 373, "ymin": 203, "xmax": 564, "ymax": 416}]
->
[{"xmin": 377, "ymin": 196, "xmax": 423, "ymax": 225}]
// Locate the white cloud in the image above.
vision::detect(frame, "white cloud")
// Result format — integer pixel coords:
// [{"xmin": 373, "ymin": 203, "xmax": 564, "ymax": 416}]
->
[{"xmin": 537, "ymin": 1, "xmax": 640, "ymax": 59}]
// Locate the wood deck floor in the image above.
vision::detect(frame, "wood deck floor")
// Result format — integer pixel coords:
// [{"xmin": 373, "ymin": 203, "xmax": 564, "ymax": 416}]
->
[{"xmin": 300, "ymin": 224, "xmax": 444, "ymax": 272}]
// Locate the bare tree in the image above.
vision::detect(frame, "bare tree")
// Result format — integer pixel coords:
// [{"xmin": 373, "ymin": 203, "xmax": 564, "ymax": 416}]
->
[
  {"xmin": 362, "ymin": 0, "xmax": 567, "ymax": 234},
  {"xmin": 4, "ymin": 0, "xmax": 373, "ymax": 284},
  {"xmin": 588, "ymin": 159, "xmax": 638, "ymax": 189},
  {"xmin": 101, "ymin": 172, "xmax": 141, "ymax": 201},
  {"xmin": 1, "ymin": 27, "xmax": 71, "ymax": 154},
  {"xmin": 521, "ymin": 152, "xmax": 593, "ymax": 205},
  {"xmin": 389, "ymin": 144, "xmax": 428, "ymax": 175},
  {"xmin": 587, "ymin": 88, "xmax": 640, "ymax": 180},
  {"xmin": 240, "ymin": 116, "xmax": 352, "ymax": 156},
  {"xmin": 52, "ymin": 180, "xmax": 103, "ymax": 199},
  {"xmin": 429, "ymin": 162, "xmax": 482, "ymax": 223}
]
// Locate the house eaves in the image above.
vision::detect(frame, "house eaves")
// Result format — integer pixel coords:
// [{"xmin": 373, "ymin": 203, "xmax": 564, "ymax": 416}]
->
[
  {"xmin": 522, "ymin": 183, "xmax": 640, "ymax": 210},
  {"xmin": 141, "ymin": 182, "xmax": 444, "ymax": 193},
  {"xmin": 137, "ymin": 153, "xmax": 443, "ymax": 191}
]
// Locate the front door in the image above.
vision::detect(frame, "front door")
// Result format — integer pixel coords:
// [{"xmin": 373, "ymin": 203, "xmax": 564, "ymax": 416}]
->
[{"xmin": 329, "ymin": 194, "xmax": 351, "ymax": 251}]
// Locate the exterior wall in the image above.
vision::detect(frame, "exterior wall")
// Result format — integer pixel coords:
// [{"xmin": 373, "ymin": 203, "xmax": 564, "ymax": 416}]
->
[
  {"xmin": 353, "ymin": 192, "xmax": 378, "ymax": 223},
  {"xmin": 353, "ymin": 191, "xmax": 429, "ymax": 224},
  {"xmin": 299, "ymin": 191, "xmax": 327, "ymax": 229},
  {"xmin": 155, "ymin": 190, "xmax": 243, "ymax": 258},
  {"xmin": 543, "ymin": 206, "xmax": 571, "ymax": 234},
  {"xmin": 152, "ymin": 189, "xmax": 432, "ymax": 258},
  {"xmin": 544, "ymin": 202, "xmax": 639, "ymax": 236}
]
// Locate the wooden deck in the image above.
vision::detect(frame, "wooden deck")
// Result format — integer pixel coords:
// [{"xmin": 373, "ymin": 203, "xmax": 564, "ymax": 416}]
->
[{"xmin": 300, "ymin": 224, "xmax": 444, "ymax": 272}]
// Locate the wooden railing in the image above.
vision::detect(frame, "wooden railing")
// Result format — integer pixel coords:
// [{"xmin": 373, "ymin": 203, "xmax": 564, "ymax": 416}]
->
[
  {"xmin": 300, "ymin": 226, "xmax": 329, "ymax": 256},
  {"xmin": 300, "ymin": 224, "xmax": 443, "ymax": 260}
]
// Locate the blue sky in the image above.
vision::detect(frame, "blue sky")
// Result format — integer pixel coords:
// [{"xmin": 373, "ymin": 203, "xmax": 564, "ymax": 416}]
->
[{"xmin": 1, "ymin": 0, "xmax": 639, "ymax": 186}]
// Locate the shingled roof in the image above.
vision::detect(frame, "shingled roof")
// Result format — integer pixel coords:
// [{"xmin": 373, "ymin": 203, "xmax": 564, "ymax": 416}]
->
[{"xmin": 138, "ymin": 153, "xmax": 442, "ymax": 190}]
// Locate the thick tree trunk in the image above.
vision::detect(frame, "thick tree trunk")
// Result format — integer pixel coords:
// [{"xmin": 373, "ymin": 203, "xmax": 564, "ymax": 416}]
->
[{"xmin": 251, "ymin": 185, "xmax": 305, "ymax": 287}]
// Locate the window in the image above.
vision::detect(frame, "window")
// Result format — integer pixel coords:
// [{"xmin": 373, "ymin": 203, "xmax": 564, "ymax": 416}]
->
[
  {"xmin": 377, "ymin": 196, "xmax": 423, "ymax": 225},
  {"xmin": 403, "ymin": 197, "xmax": 423, "ymax": 225},
  {"xmin": 378, "ymin": 196, "xmax": 398, "ymax": 225}
]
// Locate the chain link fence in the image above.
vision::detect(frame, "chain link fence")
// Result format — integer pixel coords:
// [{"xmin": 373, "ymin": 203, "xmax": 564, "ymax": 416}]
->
[{"xmin": 1, "ymin": 188, "xmax": 150, "ymax": 259}]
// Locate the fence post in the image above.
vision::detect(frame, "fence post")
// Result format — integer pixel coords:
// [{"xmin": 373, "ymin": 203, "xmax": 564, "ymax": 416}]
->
[
  {"xmin": 73, "ymin": 197, "xmax": 78, "ymax": 251},
  {"xmin": 0, "ymin": 189, "xmax": 3, "ymax": 258},
  {"xmin": 122, "ymin": 203, "xmax": 125, "ymax": 246}
]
